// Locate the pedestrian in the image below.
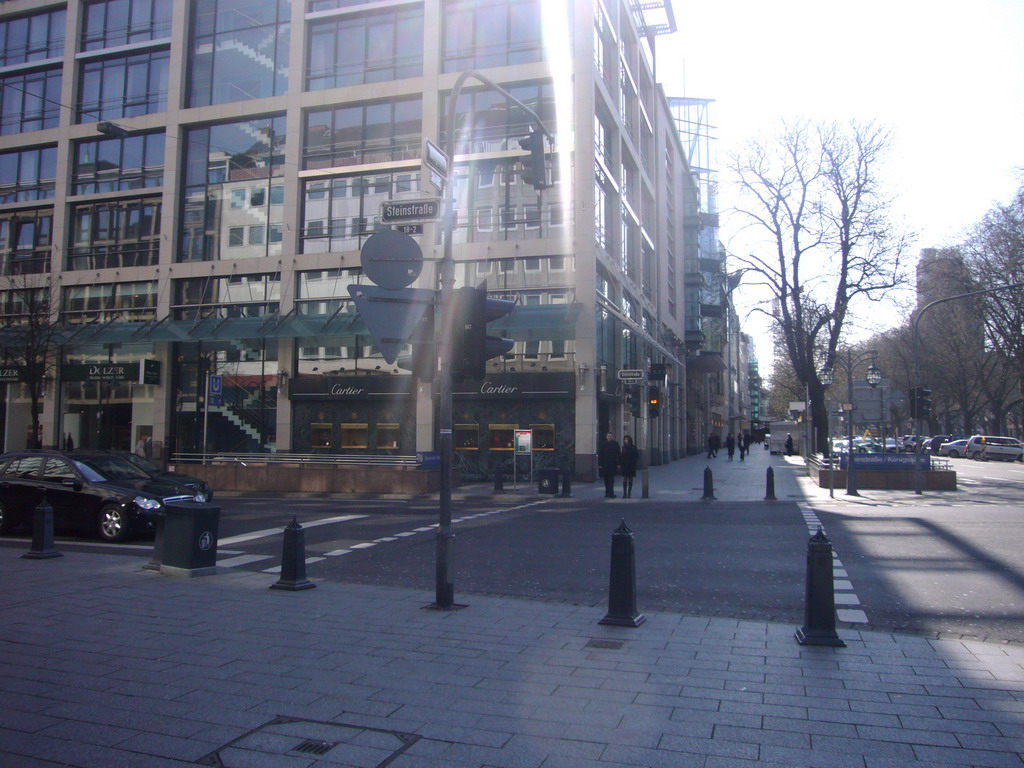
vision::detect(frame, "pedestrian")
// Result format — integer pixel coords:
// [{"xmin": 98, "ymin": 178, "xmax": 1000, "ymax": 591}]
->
[
  {"xmin": 706, "ymin": 433, "xmax": 717, "ymax": 459},
  {"xmin": 785, "ymin": 433, "xmax": 794, "ymax": 456},
  {"xmin": 598, "ymin": 431, "xmax": 621, "ymax": 498},
  {"xmin": 726, "ymin": 432, "xmax": 736, "ymax": 461},
  {"xmin": 620, "ymin": 435, "xmax": 639, "ymax": 498},
  {"xmin": 738, "ymin": 432, "xmax": 746, "ymax": 461},
  {"xmin": 64, "ymin": 433, "xmax": 74, "ymax": 451}
]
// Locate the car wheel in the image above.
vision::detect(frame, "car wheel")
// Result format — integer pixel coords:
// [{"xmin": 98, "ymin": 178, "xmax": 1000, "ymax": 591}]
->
[
  {"xmin": 948, "ymin": 450, "xmax": 959, "ymax": 458},
  {"xmin": 970, "ymin": 451, "xmax": 982, "ymax": 461},
  {"xmin": 98, "ymin": 503, "xmax": 130, "ymax": 542}
]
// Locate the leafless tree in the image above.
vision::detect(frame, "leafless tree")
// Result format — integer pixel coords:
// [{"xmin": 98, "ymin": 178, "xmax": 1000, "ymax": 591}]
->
[
  {"xmin": 0, "ymin": 271, "xmax": 62, "ymax": 448},
  {"xmin": 728, "ymin": 119, "xmax": 911, "ymax": 452}
]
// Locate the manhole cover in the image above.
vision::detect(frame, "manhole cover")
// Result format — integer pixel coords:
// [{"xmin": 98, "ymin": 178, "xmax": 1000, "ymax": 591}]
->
[{"xmin": 197, "ymin": 717, "xmax": 419, "ymax": 767}]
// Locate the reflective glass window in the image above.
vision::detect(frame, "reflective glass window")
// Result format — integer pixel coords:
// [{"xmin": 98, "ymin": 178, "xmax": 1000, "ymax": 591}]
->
[
  {"xmin": 68, "ymin": 199, "xmax": 161, "ymax": 271},
  {"xmin": 179, "ymin": 116, "xmax": 286, "ymax": 262},
  {"xmin": 0, "ymin": 147, "xmax": 57, "ymax": 203},
  {"xmin": 188, "ymin": 0, "xmax": 290, "ymax": 107},
  {"xmin": 78, "ymin": 50, "xmax": 170, "ymax": 122},
  {"xmin": 0, "ymin": 209, "xmax": 52, "ymax": 275},
  {"xmin": 306, "ymin": 7, "xmax": 423, "ymax": 90},
  {"xmin": 0, "ymin": 8, "xmax": 66, "ymax": 66},
  {"xmin": 303, "ymin": 98, "xmax": 421, "ymax": 170},
  {"xmin": 81, "ymin": 0, "xmax": 172, "ymax": 51},
  {"xmin": 442, "ymin": 0, "xmax": 543, "ymax": 72},
  {"xmin": 0, "ymin": 68, "xmax": 62, "ymax": 135},
  {"xmin": 73, "ymin": 133, "xmax": 164, "ymax": 194}
]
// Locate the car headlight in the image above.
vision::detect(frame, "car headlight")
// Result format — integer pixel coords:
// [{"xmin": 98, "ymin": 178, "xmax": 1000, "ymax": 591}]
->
[{"xmin": 134, "ymin": 496, "xmax": 162, "ymax": 511}]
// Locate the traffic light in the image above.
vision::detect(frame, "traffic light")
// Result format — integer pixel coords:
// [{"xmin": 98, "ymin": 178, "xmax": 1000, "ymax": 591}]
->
[
  {"xmin": 452, "ymin": 284, "xmax": 515, "ymax": 379},
  {"xmin": 518, "ymin": 129, "xmax": 551, "ymax": 190},
  {"xmin": 625, "ymin": 386, "xmax": 640, "ymax": 417},
  {"xmin": 908, "ymin": 388, "xmax": 918, "ymax": 419},
  {"xmin": 648, "ymin": 386, "xmax": 661, "ymax": 418},
  {"xmin": 917, "ymin": 387, "xmax": 932, "ymax": 419}
]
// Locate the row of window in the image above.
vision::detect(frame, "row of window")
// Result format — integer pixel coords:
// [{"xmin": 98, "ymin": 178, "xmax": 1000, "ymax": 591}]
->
[
  {"xmin": 0, "ymin": 0, "xmax": 548, "ymax": 134},
  {"xmin": 308, "ymin": 422, "xmax": 555, "ymax": 451}
]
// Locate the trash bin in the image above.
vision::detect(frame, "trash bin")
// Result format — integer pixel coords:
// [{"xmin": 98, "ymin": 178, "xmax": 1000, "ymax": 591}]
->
[
  {"xmin": 538, "ymin": 468, "xmax": 560, "ymax": 494},
  {"xmin": 159, "ymin": 501, "xmax": 220, "ymax": 576}
]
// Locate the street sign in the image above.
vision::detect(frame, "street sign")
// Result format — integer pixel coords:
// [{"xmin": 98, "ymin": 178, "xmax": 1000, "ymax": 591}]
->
[
  {"xmin": 423, "ymin": 139, "xmax": 449, "ymax": 181},
  {"xmin": 139, "ymin": 359, "xmax": 161, "ymax": 385},
  {"xmin": 381, "ymin": 199, "xmax": 441, "ymax": 223},
  {"xmin": 618, "ymin": 369, "xmax": 644, "ymax": 381},
  {"xmin": 360, "ymin": 229, "xmax": 423, "ymax": 289},
  {"xmin": 396, "ymin": 223, "xmax": 423, "ymax": 235},
  {"xmin": 208, "ymin": 374, "xmax": 222, "ymax": 406},
  {"xmin": 347, "ymin": 285, "xmax": 435, "ymax": 364}
]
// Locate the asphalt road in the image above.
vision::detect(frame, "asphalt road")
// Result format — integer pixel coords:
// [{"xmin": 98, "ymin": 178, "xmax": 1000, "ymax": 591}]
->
[{"xmin": 6, "ymin": 453, "xmax": 1024, "ymax": 643}]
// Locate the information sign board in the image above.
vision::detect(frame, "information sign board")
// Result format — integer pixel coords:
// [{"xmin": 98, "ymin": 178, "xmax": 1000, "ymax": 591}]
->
[{"xmin": 515, "ymin": 429, "xmax": 533, "ymax": 454}]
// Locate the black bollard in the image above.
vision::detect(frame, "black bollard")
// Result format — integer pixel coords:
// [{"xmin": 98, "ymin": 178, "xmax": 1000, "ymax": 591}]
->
[
  {"xmin": 22, "ymin": 497, "xmax": 62, "ymax": 560},
  {"xmin": 795, "ymin": 527, "xmax": 846, "ymax": 647},
  {"xmin": 701, "ymin": 466, "xmax": 716, "ymax": 500},
  {"xmin": 143, "ymin": 514, "xmax": 166, "ymax": 571},
  {"xmin": 764, "ymin": 466, "xmax": 777, "ymax": 500},
  {"xmin": 270, "ymin": 517, "xmax": 316, "ymax": 591},
  {"xmin": 493, "ymin": 470, "xmax": 504, "ymax": 492},
  {"xmin": 560, "ymin": 467, "xmax": 572, "ymax": 497},
  {"xmin": 599, "ymin": 520, "xmax": 645, "ymax": 627}
]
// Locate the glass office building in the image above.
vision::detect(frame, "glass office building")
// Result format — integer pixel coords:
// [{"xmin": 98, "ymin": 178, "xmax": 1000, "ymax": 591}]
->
[{"xmin": 0, "ymin": 0, "xmax": 710, "ymax": 480}]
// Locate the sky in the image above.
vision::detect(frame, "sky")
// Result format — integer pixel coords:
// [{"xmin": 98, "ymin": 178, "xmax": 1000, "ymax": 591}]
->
[{"xmin": 655, "ymin": 0, "xmax": 1024, "ymax": 371}]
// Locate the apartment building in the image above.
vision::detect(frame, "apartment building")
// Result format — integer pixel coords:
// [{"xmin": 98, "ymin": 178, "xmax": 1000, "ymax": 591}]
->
[{"xmin": 0, "ymin": 0, "xmax": 705, "ymax": 480}]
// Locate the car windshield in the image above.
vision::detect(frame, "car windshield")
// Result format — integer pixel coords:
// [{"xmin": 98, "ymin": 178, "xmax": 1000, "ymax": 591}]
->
[
  {"xmin": 123, "ymin": 453, "xmax": 158, "ymax": 473},
  {"xmin": 75, "ymin": 455, "xmax": 150, "ymax": 482}
]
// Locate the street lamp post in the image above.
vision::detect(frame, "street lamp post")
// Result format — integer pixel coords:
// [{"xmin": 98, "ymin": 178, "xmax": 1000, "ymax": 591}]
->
[{"xmin": 819, "ymin": 350, "xmax": 881, "ymax": 496}]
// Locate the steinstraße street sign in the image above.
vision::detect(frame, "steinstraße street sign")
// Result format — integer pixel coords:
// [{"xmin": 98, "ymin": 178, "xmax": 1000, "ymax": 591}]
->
[
  {"xmin": 381, "ymin": 199, "xmax": 441, "ymax": 223},
  {"xmin": 618, "ymin": 368, "xmax": 644, "ymax": 382}
]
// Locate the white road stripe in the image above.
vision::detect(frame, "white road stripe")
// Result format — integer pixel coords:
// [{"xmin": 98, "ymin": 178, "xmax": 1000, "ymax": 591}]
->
[
  {"xmin": 262, "ymin": 556, "xmax": 325, "ymax": 574},
  {"xmin": 217, "ymin": 554, "xmax": 273, "ymax": 567},
  {"xmin": 219, "ymin": 514, "xmax": 367, "ymax": 545}
]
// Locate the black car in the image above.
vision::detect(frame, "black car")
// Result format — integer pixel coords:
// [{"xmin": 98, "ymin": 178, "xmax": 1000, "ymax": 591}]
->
[
  {"xmin": 0, "ymin": 449, "xmax": 201, "ymax": 542},
  {"xmin": 95, "ymin": 451, "xmax": 212, "ymax": 502}
]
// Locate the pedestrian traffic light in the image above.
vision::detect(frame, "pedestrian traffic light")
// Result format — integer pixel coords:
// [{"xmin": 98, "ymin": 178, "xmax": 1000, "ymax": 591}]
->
[
  {"xmin": 452, "ymin": 284, "xmax": 515, "ymax": 379},
  {"xmin": 648, "ymin": 386, "xmax": 661, "ymax": 418},
  {"xmin": 918, "ymin": 387, "xmax": 932, "ymax": 419},
  {"xmin": 518, "ymin": 129, "xmax": 551, "ymax": 190}
]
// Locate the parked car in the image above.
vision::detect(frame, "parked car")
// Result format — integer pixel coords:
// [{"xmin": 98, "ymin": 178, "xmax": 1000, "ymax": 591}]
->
[
  {"xmin": 938, "ymin": 439, "xmax": 969, "ymax": 458},
  {"xmin": 966, "ymin": 435, "xmax": 1024, "ymax": 462},
  {"xmin": 884, "ymin": 439, "xmax": 899, "ymax": 453},
  {"xmin": 0, "ymin": 449, "xmax": 202, "ymax": 542},
  {"xmin": 925, "ymin": 435, "xmax": 951, "ymax": 453},
  {"xmin": 95, "ymin": 451, "xmax": 212, "ymax": 502}
]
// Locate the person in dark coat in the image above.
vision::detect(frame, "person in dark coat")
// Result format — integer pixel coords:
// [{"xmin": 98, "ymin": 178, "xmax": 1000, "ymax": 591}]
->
[
  {"xmin": 725, "ymin": 432, "xmax": 736, "ymax": 460},
  {"xmin": 706, "ymin": 434, "xmax": 717, "ymax": 459},
  {"xmin": 785, "ymin": 433, "xmax": 795, "ymax": 455},
  {"xmin": 619, "ymin": 435, "xmax": 639, "ymax": 498},
  {"xmin": 738, "ymin": 432, "xmax": 747, "ymax": 461},
  {"xmin": 598, "ymin": 431, "xmax": 621, "ymax": 498}
]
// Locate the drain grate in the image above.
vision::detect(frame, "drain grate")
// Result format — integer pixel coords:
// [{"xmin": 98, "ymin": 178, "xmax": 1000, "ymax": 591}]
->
[
  {"xmin": 293, "ymin": 739, "xmax": 337, "ymax": 755},
  {"xmin": 197, "ymin": 716, "xmax": 420, "ymax": 767},
  {"xmin": 586, "ymin": 638, "xmax": 624, "ymax": 650}
]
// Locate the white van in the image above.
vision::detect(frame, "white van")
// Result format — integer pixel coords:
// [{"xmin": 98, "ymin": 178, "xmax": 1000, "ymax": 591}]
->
[{"xmin": 966, "ymin": 435, "xmax": 1024, "ymax": 461}]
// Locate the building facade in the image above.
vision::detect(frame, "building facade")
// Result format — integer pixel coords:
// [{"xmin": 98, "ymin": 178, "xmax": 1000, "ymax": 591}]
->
[{"xmin": 0, "ymin": 0, "xmax": 724, "ymax": 479}]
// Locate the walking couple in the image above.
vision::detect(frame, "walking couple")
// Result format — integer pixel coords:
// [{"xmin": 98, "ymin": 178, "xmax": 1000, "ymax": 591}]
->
[{"xmin": 598, "ymin": 431, "xmax": 639, "ymax": 498}]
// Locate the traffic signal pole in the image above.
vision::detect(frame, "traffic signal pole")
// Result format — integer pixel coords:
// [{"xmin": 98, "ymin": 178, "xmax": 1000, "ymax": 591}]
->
[{"xmin": 433, "ymin": 71, "xmax": 552, "ymax": 610}]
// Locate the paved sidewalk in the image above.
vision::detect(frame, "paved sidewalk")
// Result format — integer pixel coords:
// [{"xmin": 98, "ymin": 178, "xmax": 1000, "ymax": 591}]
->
[{"xmin": 5, "ymin": 509, "xmax": 1024, "ymax": 767}]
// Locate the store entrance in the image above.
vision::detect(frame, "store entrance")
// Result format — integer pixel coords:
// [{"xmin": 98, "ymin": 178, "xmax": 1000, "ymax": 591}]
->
[{"xmin": 69, "ymin": 403, "xmax": 133, "ymax": 451}]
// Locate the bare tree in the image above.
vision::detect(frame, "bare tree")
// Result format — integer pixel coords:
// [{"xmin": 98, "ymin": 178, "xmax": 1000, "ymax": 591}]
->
[
  {"xmin": 0, "ymin": 272, "xmax": 62, "ymax": 448},
  {"xmin": 728, "ymin": 119, "xmax": 911, "ymax": 453}
]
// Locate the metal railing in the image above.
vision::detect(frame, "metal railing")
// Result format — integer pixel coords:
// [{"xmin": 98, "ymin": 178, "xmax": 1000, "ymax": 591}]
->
[{"xmin": 171, "ymin": 452, "xmax": 419, "ymax": 467}]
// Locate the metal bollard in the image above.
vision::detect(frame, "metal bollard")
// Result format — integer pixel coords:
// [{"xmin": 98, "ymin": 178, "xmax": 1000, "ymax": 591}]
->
[
  {"xmin": 270, "ymin": 517, "xmax": 316, "ymax": 591},
  {"xmin": 701, "ymin": 466, "xmax": 716, "ymax": 500},
  {"xmin": 143, "ymin": 514, "xmax": 165, "ymax": 571},
  {"xmin": 599, "ymin": 520, "xmax": 645, "ymax": 627},
  {"xmin": 765, "ymin": 466, "xmax": 777, "ymax": 500},
  {"xmin": 560, "ymin": 467, "xmax": 572, "ymax": 497},
  {"xmin": 493, "ymin": 471, "xmax": 504, "ymax": 492},
  {"xmin": 22, "ymin": 497, "xmax": 62, "ymax": 560},
  {"xmin": 795, "ymin": 527, "xmax": 846, "ymax": 647}
]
